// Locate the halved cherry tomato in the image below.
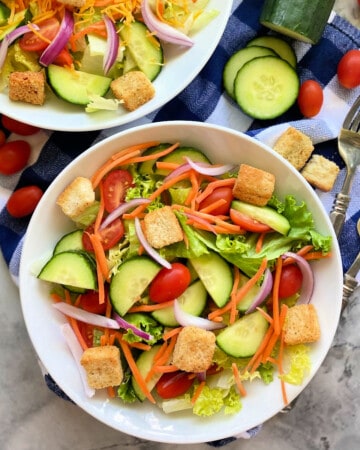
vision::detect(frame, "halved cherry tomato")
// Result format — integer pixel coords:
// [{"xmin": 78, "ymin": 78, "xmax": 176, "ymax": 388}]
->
[
  {"xmin": 1, "ymin": 115, "xmax": 40, "ymax": 136},
  {"xmin": 230, "ymin": 209, "xmax": 272, "ymax": 233},
  {"xmin": 78, "ymin": 322, "xmax": 96, "ymax": 348},
  {"xmin": 156, "ymin": 370, "xmax": 194, "ymax": 399},
  {"xmin": 277, "ymin": 264, "xmax": 303, "ymax": 299},
  {"xmin": 53, "ymin": 47, "xmax": 74, "ymax": 67},
  {"xmin": 0, "ymin": 140, "xmax": 31, "ymax": 175},
  {"xmin": 198, "ymin": 186, "xmax": 233, "ymax": 215},
  {"xmin": 79, "ymin": 290, "xmax": 108, "ymax": 315},
  {"xmin": 103, "ymin": 169, "xmax": 133, "ymax": 213},
  {"xmin": 82, "ymin": 218, "xmax": 125, "ymax": 251},
  {"xmin": 6, "ymin": 185, "xmax": 43, "ymax": 218},
  {"xmin": 19, "ymin": 17, "xmax": 60, "ymax": 52},
  {"xmin": 337, "ymin": 49, "xmax": 360, "ymax": 89},
  {"xmin": 297, "ymin": 80, "xmax": 323, "ymax": 118},
  {"xmin": 149, "ymin": 262, "xmax": 191, "ymax": 303}
]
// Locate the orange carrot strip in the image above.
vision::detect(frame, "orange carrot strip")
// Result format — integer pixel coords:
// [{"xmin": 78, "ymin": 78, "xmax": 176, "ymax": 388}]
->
[
  {"xmin": 244, "ymin": 324, "xmax": 274, "ymax": 373},
  {"xmin": 124, "ymin": 142, "xmax": 180, "ymax": 164},
  {"xmin": 107, "ymin": 386, "xmax": 116, "ymax": 398},
  {"xmin": 163, "ymin": 327, "xmax": 183, "ymax": 341},
  {"xmin": 155, "ymin": 161, "xmax": 180, "ymax": 170},
  {"xmin": 185, "ymin": 170, "xmax": 200, "ymax": 208},
  {"xmin": 303, "ymin": 251, "xmax": 332, "ymax": 261},
  {"xmin": 255, "ymin": 306, "xmax": 274, "ymax": 325},
  {"xmin": 278, "ymin": 330, "xmax": 288, "ymax": 406},
  {"xmin": 88, "ymin": 233, "xmax": 109, "ymax": 279},
  {"xmin": 129, "ymin": 342, "xmax": 152, "ymax": 351},
  {"xmin": 255, "ymin": 232, "xmax": 266, "ymax": 253},
  {"xmin": 128, "ymin": 299, "xmax": 175, "ymax": 313},
  {"xmin": 232, "ymin": 363, "xmax": 247, "ymax": 397},
  {"xmin": 283, "ymin": 245, "xmax": 314, "ymax": 265},
  {"xmin": 191, "ymin": 381, "xmax": 206, "ymax": 404},
  {"xmin": 70, "ymin": 318, "xmax": 88, "ymax": 350},
  {"xmin": 153, "ymin": 365, "xmax": 180, "ymax": 373},
  {"xmin": 199, "ymin": 198, "xmax": 227, "ymax": 214},
  {"xmin": 272, "ymin": 257, "xmax": 283, "ymax": 336},
  {"xmin": 195, "ymin": 178, "xmax": 236, "ymax": 204},
  {"xmin": 110, "ymin": 141, "xmax": 161, "ymax": 161},
  {"xmin": 50, "ymin": 292, "xmax": 63, "ymax": 303},
  {"xmin": 261, "ymin": 304, "xmax": 288, "ymax": 364},
  {"xmin": 229, "ymin": 266, "xmax": 240, "ymax": 324},
  {"xmin": 118, "ymin": 339, "xmax": 156, "ymax": 404}
]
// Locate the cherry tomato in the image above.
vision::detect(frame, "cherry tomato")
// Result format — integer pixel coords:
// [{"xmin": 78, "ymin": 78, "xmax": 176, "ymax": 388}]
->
[
  {"xmin": 230, "ymin": 209, "xmax": 272, "ymax": 233},
  {"xmin": 277, "ymin": 264, "xmax": 303, "ymax": 299},
  {"xmin": 0, "ymin": 140, "xmax": 31, "ymax": 175},
  {"xmin": 19, "ymin": 17, "xmax": 60, "ymax": 52},
  {"xmin": 337, "ymin": 49, "xmax": 360, "ymax": 89},
  {"xmin": 156, "ymin": 371, "xmax": 194, "ymax": 399},
  {"xmin": 1, "ymin": 115, "xmax": 40, "ymax": 136},
  {"xmin": 149, "ymin": 263, "xmax": 191, "ymax": 303},
  {"xmin": 82, "ymin": 218, "xmax": 125, "ymax": 251},
  {"xmin": 103, "ymin": 169, "xmax": 133, "ymax": 213},
  {"xmin": 6, "ymin": 185, "xmax": 43, "ymax": 218},
  {"xmin": 79, "ymin": 290, "xmax": 107, "ymax": 315},
  {"xmin": 0, "ymin": 130, "xmax": 6, "ymax": 147},
  {"xmin": 297, "ymin": 80, "xmax": 324, "ymax": 117},
  {"xmin": 78, "ymin": 322, "xmax": 96, "ymax": 348},
  {"xmin": 198, "ymin": 186, "xmax": 233, "ymax": 215},
  {"xmin": 53, "ymin": 47, "xmax": 74, "ymax": 67}
]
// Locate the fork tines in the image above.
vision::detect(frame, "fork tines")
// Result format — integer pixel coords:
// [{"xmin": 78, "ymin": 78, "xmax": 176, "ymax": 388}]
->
[{"xmin": 343, "ymin": 95, "xmax": 360, "ymax": 130}]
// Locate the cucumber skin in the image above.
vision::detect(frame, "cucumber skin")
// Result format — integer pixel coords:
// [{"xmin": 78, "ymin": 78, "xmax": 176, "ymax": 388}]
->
[
  {"xmin": 155, "ymin": 147, "xmax": 211, "ymax": 177},
  {"xmin": 260, "ymin": 0, "xmax": 335, "ymax": 44},
  {"xmin": 246, "ymin": 36, "xmax": 297, "ymax": 68},
  {"xmin": 216, "ymin": 310, "xmax": 269, "ymax": 358},
  {"xmin": 53, "ymin": 230, "xmax": 84, "ymax": 255},
  {"xmin": 132, "ymin": 344, "xmax": 162, "ymax": 401}
]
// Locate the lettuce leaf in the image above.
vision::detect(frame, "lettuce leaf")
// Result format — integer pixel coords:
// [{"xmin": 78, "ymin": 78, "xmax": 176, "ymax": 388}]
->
[{"xmin": 121, "ymin": 313, "xmax": 164, "ymax": 345}]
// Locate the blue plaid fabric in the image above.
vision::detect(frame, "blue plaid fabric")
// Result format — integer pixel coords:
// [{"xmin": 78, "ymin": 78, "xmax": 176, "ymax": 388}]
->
[{"xmin": 1, "ymin": 0, "xmax": 360, "ymax": 444}]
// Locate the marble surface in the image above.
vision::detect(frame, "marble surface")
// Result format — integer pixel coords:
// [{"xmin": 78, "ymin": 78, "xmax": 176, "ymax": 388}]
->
[{"xmin": 1, "ymin": 1, "xmax": 360, "ymax": 450}]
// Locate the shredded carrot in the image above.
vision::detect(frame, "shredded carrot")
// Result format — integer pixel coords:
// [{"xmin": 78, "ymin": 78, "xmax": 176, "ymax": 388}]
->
[
  {"xmin": 155, "ymin": 161, "xmax": 180, "ymax": 171},
  {"xmin": 100, "ymin": 333, "xmax": 108, "ymax": 346},
  {"xmin": 195, "ymin": 178, "xmax": 236, "ymax": 204},
  {"xmin": 283, "ymin": 245, "xmax": 314, "ymax": 265},
  {"xmin": 88, "ymin": 233, "xmax": 109, "ymax": 279},
  {"xmin": 146, "ymin": 335, "xmax": 178, "ymax": 381},
  {"xmin": 199, "ymin": 198, "xmax": 227, "ymax": 214},
  {"xmin": 69, "ymin": 20, "xmax": 107, "ymax": 51},
  {"xmin": 70, "ymin": 318, "xmax": 88, "ymax": 350},
  {"xmin": 191, "ymin": 381, "xmax": 206, "ymax": 404},
  {"xmin": 255, "ymin": 306, "xmax": 274, "ymax": 325},
  {"xmin": 129, "ymin": 342, "xmax": 152, "ymax": 351},
  {"xmin": 185, "ymin": 170, "xmax": 200, "ymax": 208},
  {"xmin": 163, "ymin": 326, "xmax": 183, "ymax": 341},
  {"xmin": 118, "ymin": 338, "xmax": 156, "ymax": 404},
  {"xmin": 244, "ymin": 324, "xmax": 274, "ymax": 373},
  {"xmin": 255, "ymin": 232, "xmax": 267, "ymax": 253},
  {"xmin": 50, "ymin": 292, "xmax": 63, "ymax": 303},
  {"xmin": 124, "ymin": 142, "xmax": 180, "ymax": 165},
  {"xmin": 303, "ymin": 251, "xmax": 332, "ymax": 261},
  {"xmin": 128, "ymin": 299, "xmax": 174, "ymax": 313},
  {"xmin": 110, "ymin": 141, "xmax": 161, "ymax": 161},
  {"xmin": 229, "ymin": 266, "xmax": 240, "ymax": 324},
  {"xmin": 261, "ymin": 304, "xmax": 288, "ymax": 364},
  {"xmin": 272, "ymin": 256, "xmax": 283, "ymax": 335},
  {"xmin": 153, "ymin": 365, "xmax": 180, "ymax": 373},
  {"xmin": 278, "ymin": 330, "xmax": 288, "ymax": 405},
  {"xmin": 232, "ymin": 363, "xmax": 247, "ymax": 397},
  {"xmin": 107, "ymin": 386, "xmax": 116, "ymax": 398}
]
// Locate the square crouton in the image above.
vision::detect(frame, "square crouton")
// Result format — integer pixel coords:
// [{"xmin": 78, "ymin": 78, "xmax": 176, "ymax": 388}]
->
[
  {"xmin": 232, "ymin": 163, "xmax": 275, "ymax": 206},
  {"xmin": 80, "ymin": 345, "xmax": 123, "ymax": 389},
  {"xmin": 172, "ymin": 326, "xmax": 216, "ymax": 372},
  {"xmin": 301, "ymin": 154, "xmax": 340, "ymax": 192},
  {"xmin": 56, "ymin": 176, "xmax": 95, "ymax": 219},
  {"xmin": 8, "ymin": 71, "xmax": 45, "ymax": 106},
  {"xmin": 144, "ymin": 205, "xmax": 183, "ymax": 249},
  {"xmin": 273, "ymin": 126, "xmax": 314, "ymax": 170},
  {"xmin": 110, "ymin": 71, "xmax": 155, "ymax": 111},
  {"xmin": 284, "ymin": 304, "xmax": 321, "ymax": 346}
]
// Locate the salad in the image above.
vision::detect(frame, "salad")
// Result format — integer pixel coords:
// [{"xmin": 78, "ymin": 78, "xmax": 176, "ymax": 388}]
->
[
  {"xmin": 36, "ymin": 140, "xmax": 332, "ymax": 417},
  {"xmin": 0, "ymin": 0, "xmax": 218, "ymax": 111}
]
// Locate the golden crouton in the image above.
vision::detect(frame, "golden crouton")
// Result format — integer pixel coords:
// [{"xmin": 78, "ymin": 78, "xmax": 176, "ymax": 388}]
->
[
  {"xmin": 57, "ymin": 0, "xmax": 86, "ymax": 6},
  {"xmin": 8, "ymin": 71, "xmax": 45, "ymax": 106},
  {"xmin": 273, "ymin": 126, "xmax": 314, "ymax": 170},
  {"xmin": 56, "ymin": 176, "xmax": 95, "ymax": 219},
  {"xmin": 80, "ymin": 345, "xmax": 123, "ymax": 389},
  {"xmin": 232, "ymin": 163, "xmax": 275, "ymax": 206},
  {"xmin": 301, "ymin": 154, "xmax": 340, "ymax": 192},
  {"xmin": 172, "ymin": 326, "xmax": 216, "ymax": 373},
  {"xmin": 110, "ymin": 71, "xmax": 155, "ymax": 111},
  {"xmin": 284, "ymin": 304, "xmax": 321, "ymax": 346},
  {"xmin": 144, "ymin": 205, "xmax": 183, "ymax": 249}
]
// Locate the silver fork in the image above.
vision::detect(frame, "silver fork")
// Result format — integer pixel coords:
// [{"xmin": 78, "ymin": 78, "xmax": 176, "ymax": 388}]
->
[{"xmin": 330, "ymin": 95, "xmax": 360, "ymax": 237}]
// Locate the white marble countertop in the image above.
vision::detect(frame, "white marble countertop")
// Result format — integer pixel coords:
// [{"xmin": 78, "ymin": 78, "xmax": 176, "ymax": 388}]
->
[{"xmin": 1, "ymin": 1, "xmax": 360, "ymax": 450}]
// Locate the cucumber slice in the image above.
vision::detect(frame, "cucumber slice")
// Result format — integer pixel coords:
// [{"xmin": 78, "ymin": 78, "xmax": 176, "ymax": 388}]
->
[
  {"xmin": 233, "ymin": 55, "xmax": 299, "ymax": 120},
  {"xmin": 53, "ymin": 230, "xmax": 84, "ymax": 255},
  {"xmin": 236, "ymin": 275, "xmax": 262, "ymax": 313},
  {"xmin": 223, "ymin": 46, "xmax": 277, "ymax": 99},
  {"xmin": 47, "ymin": 65, "xmax": 112, "ymax": 106},
  {"xmin": 138, "ymin": 143, "xmax": 172, "ymax": 175},
  {"xmin": 132, "ymin": 344, "xmax": 162, "ymax": 401},
  {"xmin": 155, "ymin": 147, "xmax": 211, "ymax": 176},
  {"xmin": 247, "ymin": 35, "xmax": 297, "ymax": 68},
  {"xmin": 216, "ymin": 310, "xmax": 269, "ymax": 358},
  {"xmin": 38, "ymin": 251, "xmax": 97, "ymax": 290},
  {"xmin": 151, "ymin": 280, "xmax": 208, "ymax": 327},
  {"xmin": 109, "ymin": 256, "xmax": 161, "ymax": 316},
  {"xmin": 189, "ymin": 251, "xmax": 233, "ymax": 307},
  {"xmin": 231, "ymin": 200, "xmax": 291, "ymax": 235},
  {"xmin": 120, "ymin": 21, "xmax": 163, "ymax": 81}
]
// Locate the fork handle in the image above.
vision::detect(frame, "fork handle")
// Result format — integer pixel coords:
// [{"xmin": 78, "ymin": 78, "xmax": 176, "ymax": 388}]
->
[{"xmin": 329, "ymin": 192, "xmax": 351, "ymax": 237}]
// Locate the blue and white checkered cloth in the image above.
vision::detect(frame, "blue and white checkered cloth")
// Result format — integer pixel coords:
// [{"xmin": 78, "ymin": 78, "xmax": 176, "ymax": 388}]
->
[{"xmin": 1, "ymin": 0, "xmax": 360, "ymax": 444}]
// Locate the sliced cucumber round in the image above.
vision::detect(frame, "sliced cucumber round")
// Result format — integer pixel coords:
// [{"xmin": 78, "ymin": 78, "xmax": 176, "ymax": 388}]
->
[
  {"xmin": 155, "ymin": 146, "xmax": 211, "ymax": 177},
  {"xmin": 47, "ymin": 65, "xmax": 112, "ymax": 106},
  {"xmin": 132, "ymin": 344, "xmax": 162, "ymax": 401},
  {"xmin": 247, "ymin": 35, "xmax": 297, "ymax": 68},
  {"xmin": 53, "ymin": 230, "xmax": 84, "ymax": 255},
  {"xmin": 233, "ymin": 55, "xmax": 299, "ymax": 120},
  {"xmin": 223, "ymin": 45, "xmax": 277, "ymax": 99}
]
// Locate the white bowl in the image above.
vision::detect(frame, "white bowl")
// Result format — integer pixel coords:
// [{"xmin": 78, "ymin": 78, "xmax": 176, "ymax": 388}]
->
[
  {"xmin": 19, "ymin": 121, "xmax": 343, "ymax": 443},
  {"xmin": 0, "ymin": 1, "xmax": 232, "ymax": 132}
]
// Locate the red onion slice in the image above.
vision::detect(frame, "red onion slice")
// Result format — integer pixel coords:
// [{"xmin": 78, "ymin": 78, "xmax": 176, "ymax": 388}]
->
[
  {"xmin": 141, "ymin": 0, "xmax": 194, "ymax": 47},
  {"xmin": 0, "ymin": 24, "xmax": 39, "ymax": 69},
  {"xmin": 134, "ymin": 217, "xmax": 171, "ymax": 269},
  {"xmin": 100, "ymin": 198, "xmax": 151, "ymax": 230},
  {"xmin": 113, "ymin": 313, "xmax": 153, "ymax": 340},
  {"xmin": 53, "ymin": 302, "xmax": 120, "ymax": 329},
  {"xmin": 163, "ymin": 163, "xmax": 192, "ymax": 183},
  {"xmin": 39, "ymin": 9, "xmax": 74, "ymax": 66},
  {"xmin": 282, "ymin": 252, "xmax": 314, "ymax": 304},
  {"xmin": 103, "ymin": 15, "xmax": 119, "ymax": 74},
  {"xmin": 60, "ymin": 323, "xmax": 95, "ymax": 398},
  {"xmin": 184, "ymin": 157, "xmax": 235, "ymax": 176},
  {"xmin": 245, "ymin": 268, "xmax": 273, "ymax": 314},
  {"xmin": 174, "ymin": 299, "xmax": 225, "ymax": 330}
]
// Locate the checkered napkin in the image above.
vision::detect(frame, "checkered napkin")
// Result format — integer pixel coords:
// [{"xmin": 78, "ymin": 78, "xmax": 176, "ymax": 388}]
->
[{"xmin": 1, "ymin": 0, "xmax": 360, "ymax": 445}]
